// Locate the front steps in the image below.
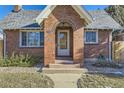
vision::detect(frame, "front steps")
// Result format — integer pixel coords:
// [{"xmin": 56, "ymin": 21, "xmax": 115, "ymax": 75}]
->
[
  {"xmin": 41, "ymin": 63, "xmax": 86, "ymax": 74},
  {"xmin": 41, "ymin": 57, "xmax": 85, "ymax": 74},
  {"xmin": 42, "ymin": 67, "xmax": 87, "ymax": 74},
  {"xmin": 49, "ymin": 63, "xmax": 80, "ymax": 68}
]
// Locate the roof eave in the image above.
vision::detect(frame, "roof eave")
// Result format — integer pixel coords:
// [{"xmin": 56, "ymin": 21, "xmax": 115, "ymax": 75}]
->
[
  {"xmin": 84, "ymin": 27, "xmax": 121, "ymax": 30},
  {"xmin": 35, "ymin": 5, "xmax": 56, "ymax": 24},
  {"xmin": 72, "ymin": 5, "xmax": 93, "ymax": 23}
]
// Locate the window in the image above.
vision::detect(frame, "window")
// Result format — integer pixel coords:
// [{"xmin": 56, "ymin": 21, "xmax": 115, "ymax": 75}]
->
[
  {"xmin": 59, "ymin": 32, "xmax": 67, "ymax": 49},
  {"xmin": 85, "ymin": 30, "xmax": 98, "ymax": 44},
  {"xmin": 20, "ymin": 31, "xmax": 44, "ymax": 47}
]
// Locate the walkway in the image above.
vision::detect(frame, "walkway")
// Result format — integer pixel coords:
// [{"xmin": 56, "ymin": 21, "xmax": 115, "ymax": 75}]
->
[{"xmin": 46, "ymin": 73, "xmax": 81, "ymax": 88}]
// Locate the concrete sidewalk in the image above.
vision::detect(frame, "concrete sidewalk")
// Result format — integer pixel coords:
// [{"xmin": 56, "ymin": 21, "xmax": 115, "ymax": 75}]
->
[{"xmin": 46, "ymin": 73, "xmax": 81, "ymax": 88}]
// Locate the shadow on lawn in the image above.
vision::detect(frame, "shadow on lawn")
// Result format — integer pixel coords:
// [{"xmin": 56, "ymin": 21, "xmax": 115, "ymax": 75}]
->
[
  {"xmin": 77, "ymin": 62, "xmax": 124, "ymax": 88},
  {"xmin": 77, "ymin": 72, "xmax": 124, "ymax": 88}
]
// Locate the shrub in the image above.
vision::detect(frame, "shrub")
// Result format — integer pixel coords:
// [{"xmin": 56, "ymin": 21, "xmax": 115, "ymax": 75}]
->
[
  {"xmin": 0, "ymin": 73, "xmax": 54, "ymax": 88},
  {"xmin": 0, "ymin": 53, "xmax": 40, "ymax": 67},
  {"xmin": 97, "ymin": 54, "xmax": 106, "ymax": 63},
  {"xmin": 77, "ymin": 74, "xmax": 124, "ymax": 88},
  {"xmin": 92, "ymin": 62, "xmax": 123, "ymax": 68},
  {"xmin": 92, "ymin": 54, "xmax": 123, "ymax": 68}
]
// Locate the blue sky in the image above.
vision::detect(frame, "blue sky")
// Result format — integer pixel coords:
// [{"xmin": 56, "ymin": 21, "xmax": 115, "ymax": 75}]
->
[{"xmin": 0, "ymin": 5, "xmax": 108, "ymax": 20}]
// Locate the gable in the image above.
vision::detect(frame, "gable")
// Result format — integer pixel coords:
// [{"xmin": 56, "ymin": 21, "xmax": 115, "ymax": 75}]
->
[{"xmin": 35, "ymin": 5, "xmax": 92, "ymax": 25}]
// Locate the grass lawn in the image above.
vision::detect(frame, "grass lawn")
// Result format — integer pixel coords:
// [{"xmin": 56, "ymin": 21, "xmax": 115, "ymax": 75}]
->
[
  {"xmin": 77, "ymin": 74, "xmax": 124, "ymax": 88},
  {"xmin": 0, "ymin": 73, "xmax": 54, "ymax": 88}
]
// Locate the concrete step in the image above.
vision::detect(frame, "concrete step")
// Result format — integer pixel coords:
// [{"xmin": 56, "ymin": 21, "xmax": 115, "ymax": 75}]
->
[
  {"xmin": 42, "ymin": 67, "xmax": 87, "ymax": 74},
  {"xmin": 49, "ymin": 64, "xmax": 80, "ymax": 68},
  {"xmin": 55, "ymin": 60, "xmax": 73, "ymax": 64}
]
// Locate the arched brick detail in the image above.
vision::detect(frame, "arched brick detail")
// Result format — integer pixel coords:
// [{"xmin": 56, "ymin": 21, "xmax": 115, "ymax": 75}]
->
[{"xmin": 44, "ymin": 5, "xmax": 85, "ymax": 66}]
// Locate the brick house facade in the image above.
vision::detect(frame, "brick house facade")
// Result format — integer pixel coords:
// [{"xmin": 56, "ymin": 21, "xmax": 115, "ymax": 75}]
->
[
  {"xmin": 43, "ymin": 6, "xmax": 85, "ymax": 66},
  {"xmin": 0, "ymin": 5, "xmax": 122, "ymax": 67}
]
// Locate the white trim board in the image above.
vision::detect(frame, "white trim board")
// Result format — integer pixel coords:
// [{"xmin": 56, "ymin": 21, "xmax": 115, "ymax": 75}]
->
[
  {"xmin": 84, "ymin": 29, "xmax": 98, "ymax": 44},
  {"xmin": 19, "ymin": 30, "xmax": 44, "ymax": 48},
  {"xmin": 35, "ymin": 5, "xmax": 92, "ymax": 25}
]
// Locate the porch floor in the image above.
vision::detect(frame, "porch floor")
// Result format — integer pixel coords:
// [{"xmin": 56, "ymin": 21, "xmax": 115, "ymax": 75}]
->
[{"xmin": 55, "ymin": 57, "xmax": 73, "ymax": 64}]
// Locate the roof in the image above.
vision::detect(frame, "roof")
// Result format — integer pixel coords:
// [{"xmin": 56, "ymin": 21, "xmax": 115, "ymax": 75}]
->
[
  {"xmin": 86, "ymin": 10, "xmax": 122, "ymax": 29},
  {"xmin": 0, "ymin": 7, "xmax": 122, "ymax": 30},
  {"xmin": 0, "ymin": 10, "xmax": 41, "ymax": 30},
  {"xmin": 35, "ymin": 5, "xmax": 93, "ymax": 24}
]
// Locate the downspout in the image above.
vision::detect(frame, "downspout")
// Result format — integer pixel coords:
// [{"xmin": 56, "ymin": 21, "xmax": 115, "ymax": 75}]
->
[
  {"xmin": 3, "ymin": 31, "xmax": 6, "ymax": 58},
  {"xmin": 109, "ymin": 29, "xmax": 113, "ymax": 62},
  {"xmin": 109, "ymin": 29, "xmax": 115, "ymax": 62}
]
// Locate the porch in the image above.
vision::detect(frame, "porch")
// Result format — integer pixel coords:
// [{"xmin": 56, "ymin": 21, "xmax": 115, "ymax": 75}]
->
[{"xmin": 44, "ymin": 21, "xmax": 84, "ymax": 67}]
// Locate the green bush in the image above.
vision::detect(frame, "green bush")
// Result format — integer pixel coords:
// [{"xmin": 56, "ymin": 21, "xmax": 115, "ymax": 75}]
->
[{"xmin": 0, "ymin": 53, "xmax": 40, "ymax": 67}]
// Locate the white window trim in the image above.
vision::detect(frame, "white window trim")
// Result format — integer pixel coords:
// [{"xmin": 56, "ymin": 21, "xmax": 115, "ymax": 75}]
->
[
  {"xmin": 19, "ymin": 30, "xmax": 44, "ymax": 48},
  {"xmin": 84, "ymin": 30, "xmax": 98, "ymax": 44}
]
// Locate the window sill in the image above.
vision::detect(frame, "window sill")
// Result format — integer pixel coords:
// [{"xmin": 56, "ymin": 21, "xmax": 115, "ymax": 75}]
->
[
  {"xmin": 85, "ymin": 42, "xmax": 99, "ymax": 44},
  {"xmin": 19, "ymin": 46, "xmax": 44, "ymax": 48}
]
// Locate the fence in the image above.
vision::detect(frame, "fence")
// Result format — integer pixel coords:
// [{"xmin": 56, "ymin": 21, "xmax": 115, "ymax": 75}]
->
[{"xmin": 112, "ymin": 41, "xmax": 124, "ymax": 63}]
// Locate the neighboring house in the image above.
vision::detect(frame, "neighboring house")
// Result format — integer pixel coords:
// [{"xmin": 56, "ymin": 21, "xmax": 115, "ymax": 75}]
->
[{"xmin": 0, "ymin": 5, "xmax": 122, "ymax": 67}]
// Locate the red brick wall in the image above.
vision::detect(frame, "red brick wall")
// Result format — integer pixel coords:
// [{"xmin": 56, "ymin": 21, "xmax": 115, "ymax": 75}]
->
[
  {"xmin": 84, "ymin": 29, "xmax": 111, "ymax": 59},
  {"xmin": 5, "ymin": 30, "xmax": 44, "ymax": 57},
  {"xmin": 44, "ymin": 5, "xmax": 85, "ymax": 66}
]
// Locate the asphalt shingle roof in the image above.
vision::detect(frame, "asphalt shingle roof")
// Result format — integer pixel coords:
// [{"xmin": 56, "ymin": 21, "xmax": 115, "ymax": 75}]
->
[
  {"xmin": 0, "ymin": 10, "xmax": 41, "ymax": 29},
  {"xmin": 86, "ymin": 10, "xmax": 122, "ymax": 29},
  {"xmin": 0, "ymin": 9, "xmax": 122, "ymax": 30}
]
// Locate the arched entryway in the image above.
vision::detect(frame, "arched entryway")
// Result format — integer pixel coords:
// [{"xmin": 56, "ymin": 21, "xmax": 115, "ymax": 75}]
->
[
  {"xmin": 55, "ymin": 22, "xmax": 73, "ymax": 63},
  {"xmin": 44, "ymin": 6, "xmax": 85, "ymax": 66}
]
